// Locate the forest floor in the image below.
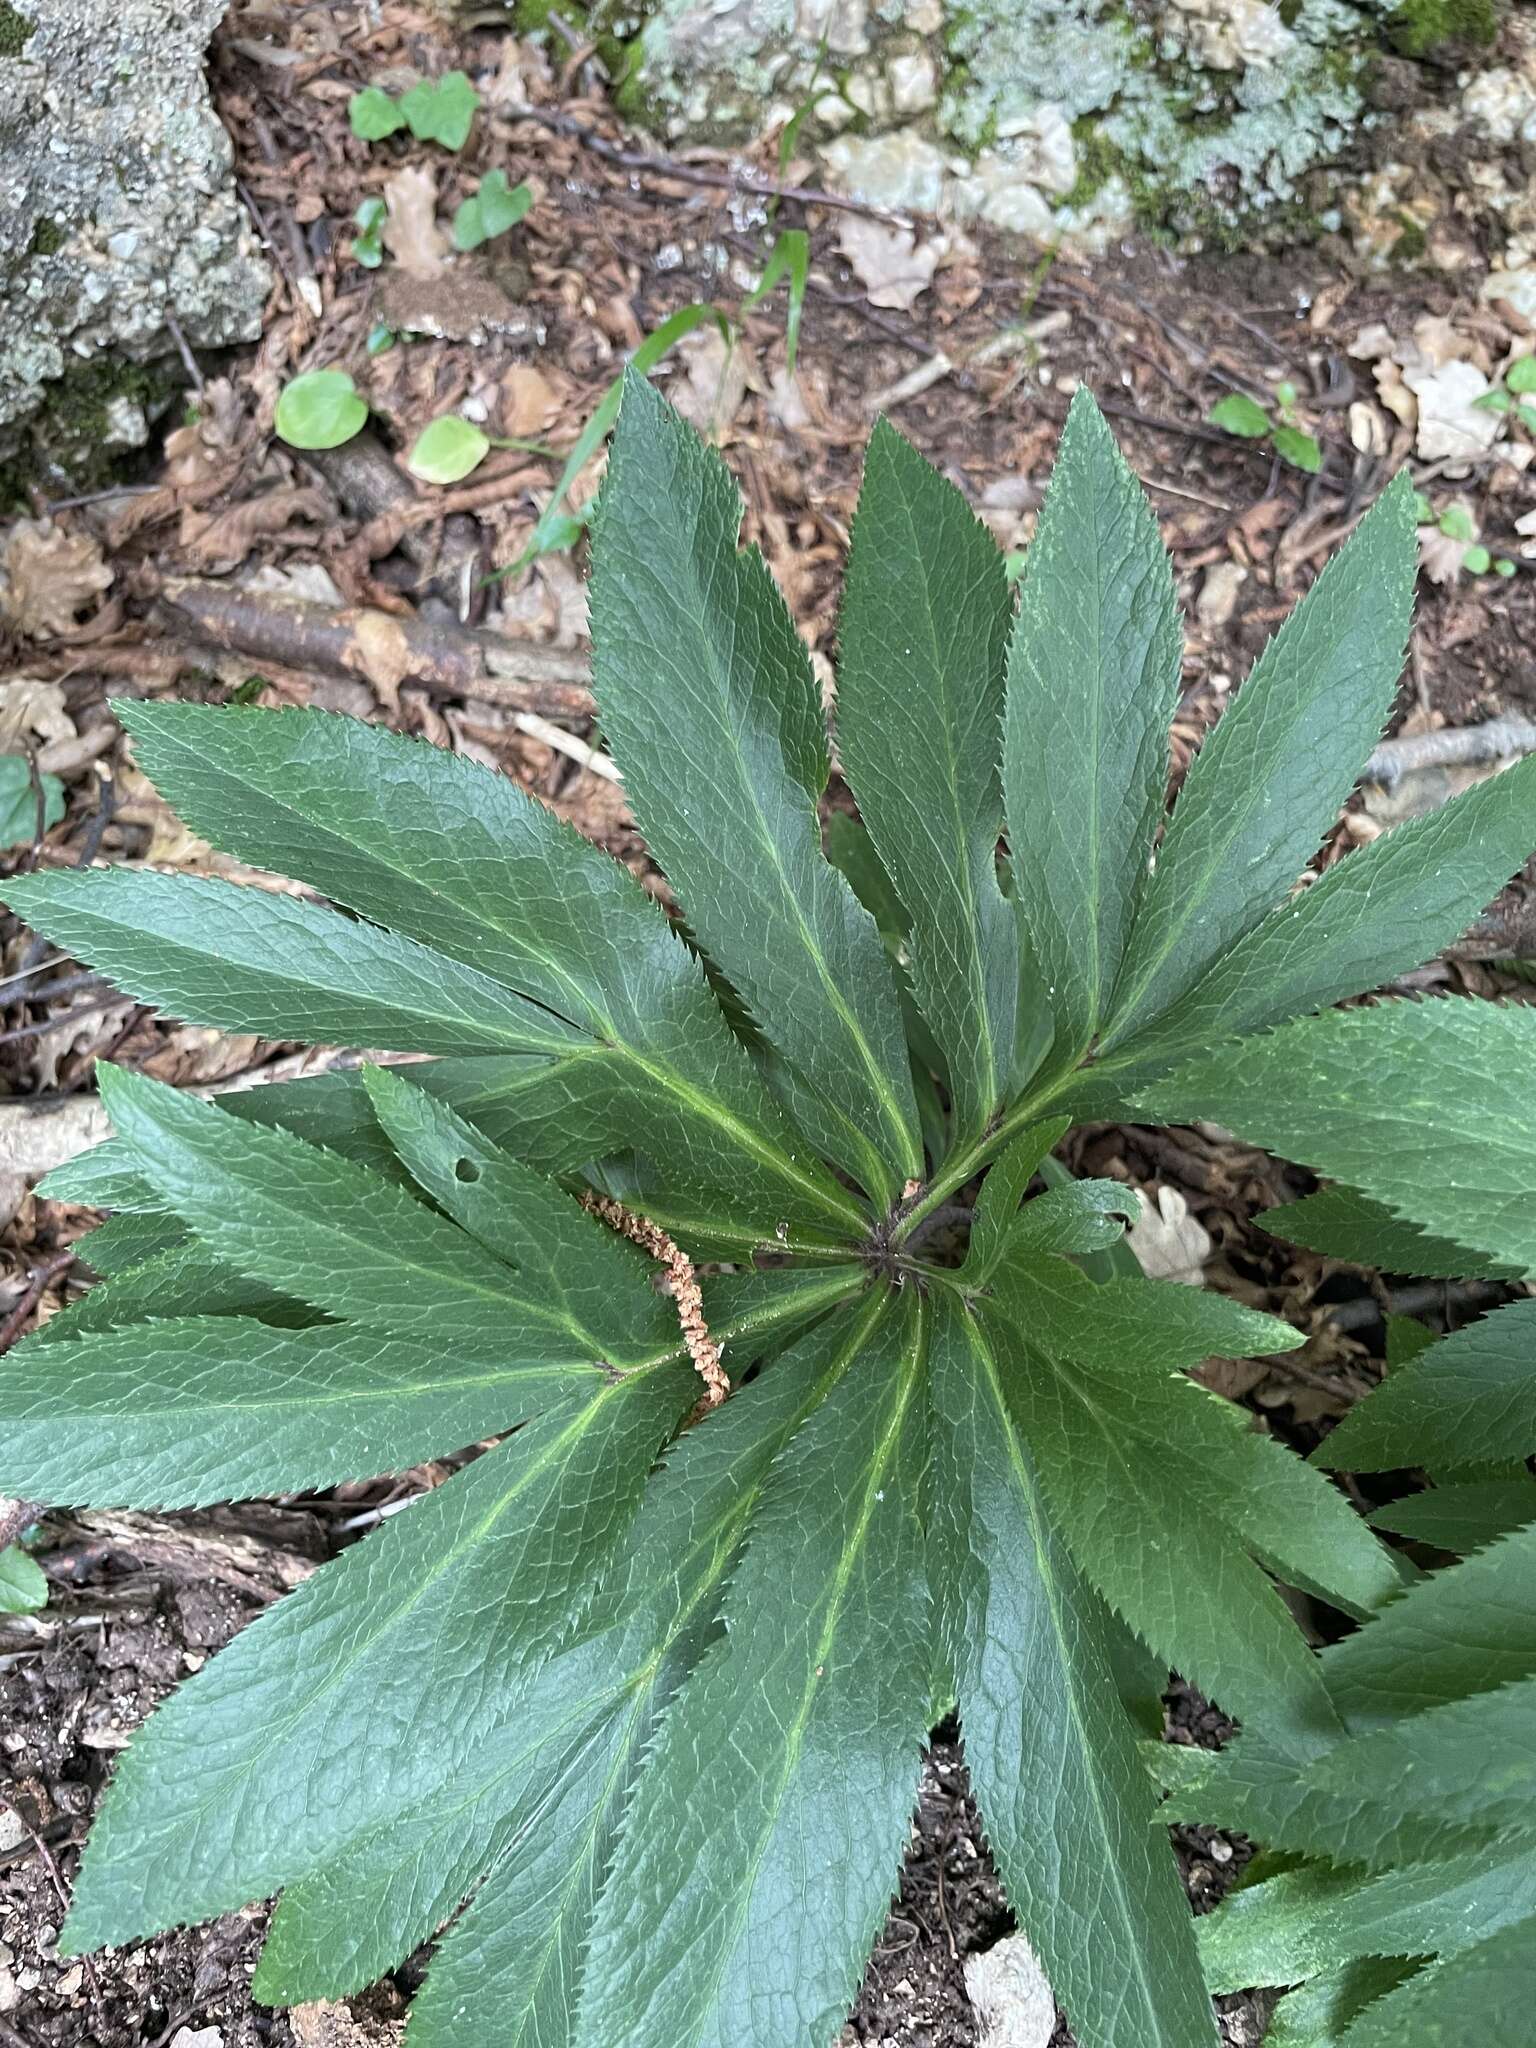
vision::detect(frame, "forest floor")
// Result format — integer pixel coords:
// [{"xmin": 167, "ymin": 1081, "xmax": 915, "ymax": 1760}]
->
[{"xmin": 2, "ymin": 3, "xmax": 1536, "ymax": 2045}]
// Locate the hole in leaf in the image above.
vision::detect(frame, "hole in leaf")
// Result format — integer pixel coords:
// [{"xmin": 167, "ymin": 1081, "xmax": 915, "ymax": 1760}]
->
[{"xmin": 454, "ymin": 1157, "xmax": 481, "ymax": 1184}]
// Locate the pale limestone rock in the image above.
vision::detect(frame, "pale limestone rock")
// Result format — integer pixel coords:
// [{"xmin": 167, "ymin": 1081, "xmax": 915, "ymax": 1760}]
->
[
  {"xmin": 822, "ymin": 130, "xmax": 949, "ymax": 212},
  {"xmin": 888, "ymin": 49, "xmax": 939, "ymax": 116}
]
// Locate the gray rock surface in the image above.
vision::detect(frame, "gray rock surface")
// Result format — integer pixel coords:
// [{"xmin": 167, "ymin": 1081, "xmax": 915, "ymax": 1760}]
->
[{"xmin": 0, "ymin": 0, "xmax": 270, "ymax": 436}]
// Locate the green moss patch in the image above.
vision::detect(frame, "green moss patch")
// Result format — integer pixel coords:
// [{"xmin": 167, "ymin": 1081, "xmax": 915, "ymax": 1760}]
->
[
  {"xmin": 1385, "ymin": 0, "xmax": 1500, "ymax": 59},
  {"xmin": 0, "ymin": 2, "xmax": 36, "ymax": 57}
]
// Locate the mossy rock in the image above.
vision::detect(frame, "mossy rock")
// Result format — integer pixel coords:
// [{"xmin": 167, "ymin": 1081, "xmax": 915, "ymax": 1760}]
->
[
  {"xmin": 0, "ymin": 2, "xmax": 36, "ymax": 58},
  {"xmin": 1385, "ymin": 0, "xmax": 1500, "ymax": 60}
]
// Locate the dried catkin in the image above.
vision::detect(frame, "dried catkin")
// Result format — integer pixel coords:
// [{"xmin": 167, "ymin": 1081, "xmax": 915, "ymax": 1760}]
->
[{"xmin": 579, "ymin": 1191, "xmax": 730, "ymax": 1408}]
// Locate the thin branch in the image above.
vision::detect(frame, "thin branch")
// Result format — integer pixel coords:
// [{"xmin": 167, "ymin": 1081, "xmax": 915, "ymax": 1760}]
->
[
  {"xmin": 1361, "ymin": 716, "xmax": 1536, "ymax": 791},
  {"xmin": 507, "ymin": 104, "xmax": 914, "ymax": 227}
]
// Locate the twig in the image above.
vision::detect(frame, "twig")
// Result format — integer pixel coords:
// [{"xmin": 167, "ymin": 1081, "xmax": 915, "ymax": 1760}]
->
[
  {"xmin": 0, "ymin": 992, "xmax": 127, "ymax": 1048},
  {"xmin": 0, "ymin": 1251, "xmax": 74, "ymax": 1358},
  {"xmin": 1326, "ymin": 1278, "xmax": 1509, "ymax": 1335},
  {"xmin": 157, "ymin": 577, "xmax": 593, "ymax": 715},
  {"xmin": 507, "ymin": 104, "xmax": 913, "ymax": 227},
  {"xmin": 1361, "ymin": 716, "xmax": 1536, "ymax": 791},
  {"xmin": 579, "ymin": 1192, "xmax": 729, "ymax": 1408},
  {"xmin": 512, "ymin": 711, "xmax": 621, "ymax": 781}
]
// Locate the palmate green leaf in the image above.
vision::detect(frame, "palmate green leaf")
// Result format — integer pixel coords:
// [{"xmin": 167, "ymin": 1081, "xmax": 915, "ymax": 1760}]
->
[
  {"xmin": 255, "ymin": 1304, "xmax": 874, "ymax": 2014},
  {"xmin": 1368, "ymin": 1477, "xmax": 1536, "ymax": 1552},
  {"xmin": 1306, "ymin": 1674, "xmax": 1536, "ymax": 1831},
  {"xmin": 961, "ymin": 1116, "xmax": 1070, "ymax": 1283},
  {"xmin": 1265, "ymin": 1960, "xmax": 1417, "ymax": 2048},
  {"xmin": 1199, "ymin": 1844, "xmax": 1536, "ymax": 1993},
  {"xmin": 95, "ymin": 1065, "xmax": 676, "ymax": 1368},
  {"xmin": 983, "ymin": 1262, "xmax": 1398, "ymax": 1751},
  {"xmin": 1261, "ymin": 1185, "xmax": 1514, "ymax": 1280},
  {"xmin": 572, "ymin": 1291, "xmax": 930, "ymax": 2048},
  {"xmin": 1157, "ymin": 1725, "xmax": 1492, "ymax": 1871},
  {"xmin": 839, "ymin": 419, "xmax": 1017, "ymax": 1138},
  {"xmin": 1142, "ymin": 1000, "xmax": 1536, "ymax": 1278},
  {"xmin": 1338, "ymin": 1918, "xmax": 1536, "ymax": 2047},
  {"xmin": 1322, "ymin": 1520, "xmax": 1536, "ymax": 1729},
  {"xmin": 0, "ymin": 1314, "xmax": 605, "ymax": 1508},
  {"xmin": 928, "ymin": 1297, "xmax": 1217, "ymax": 2048},
  {"xmin": 32, "ymin": 1239, "xmax": 305, "ymax": 1344},
  {"xmin": 62, "ymin": 1362, "xmax": 693, "ymax": 1953},
  {"xmin": 73, "ymin": 1210, "xmax": 186, "ymax": 1275},
  {"xmin": 591, "ymin": 368, "xmax": 921, "ymax": 1203},
  {"xmin": 3, "ymin": 867, "xmax": 584, "ymax": 1058},
  {"xmin": 1102, "ymin": 475, "xmax": 1417, "ymax": 1046},
  {"xmin": 1002, "ymin": 388, "xmax": 1181, "ymax": 1065},
  {"xmin": 1076, "ymin": 748, "xmax": 1536, "ymax": 1107},
  {"xmin": 110, "ymin": 701, "xmax": 860, "ymax": 1251},
  {"xmin": 1320, "ymin": 1298, "xmax": 1536, "ymax": 1470}
]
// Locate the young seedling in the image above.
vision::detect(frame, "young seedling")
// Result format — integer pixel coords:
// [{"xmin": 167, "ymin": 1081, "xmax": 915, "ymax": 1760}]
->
[
  {"xmin": 272, "ymin": 369, "xmax": 368, "ymax": 451},
  {"xmin": 1209, "ymin": 378, "xmax": 1323, "ymax": 473},
  {"xmin": 451, "ymin": 169, "xmax": 533, "ymax": 252},
  {"xmin": 350, "ymin": 196, "xmax": 387, "ymax": 269},
  {"xmin": 1474, "ymin": 350, "xmax": 1536, "ymax": 435},
  {"xmin": 6, "ymin": 382, "xmax": 1536, "ymax": 2048},
  {"xmin": 1413, "ymin": 491, "xmax": 1516, "ymax": 579},
  {"xmin": 348, "ymin": 71, "xmax": 481, "ymax": 152}
]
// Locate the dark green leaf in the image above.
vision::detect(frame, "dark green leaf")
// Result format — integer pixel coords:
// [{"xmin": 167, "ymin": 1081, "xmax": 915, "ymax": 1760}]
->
[
  {"xmin": 592, "ymin": 369, "xmax": 921, "ymax": 1202},
  {"xmin": 0, "ymin": 1314, "xmax": 604, "ymax": 1508},
  {"xmin": 1338, "ymin": 1919, "xmax": 1536, "ymax": 2047},
  {"xmin": 1103, "ymin": 476, "xmax": 1417, "ymax": 1044},
  {"xmin": 1323, "ymin": 1520, "xmax": 1536, "ymax": 1729},
  {"xmin": 1308, "ymin": 1674, "xmax": 1536, "ymax": 1831},
  {"xmin": 928, "ymin": 1297, "xmax": 1216, "ymax": 2048},
  {"xmin": 94, "ymin": 1065, "xmax": 671, "ymax": 1368},
  {"xmin": 62, "ymin": 1364, "xmax": 691, "ymax": 1952},
  {"xmin": 1002, "ymin": 388, "xmax": 1181, "ymax": 1063},
  {"xmin": 961, "ymin": 1116, "xmax": 1070, "ymax": 1284},
  {"xmin": 1367, "ymin": 1479, "xmax": 1536, "ymax": 1553},
  {"xmin": 255, "ymin": 1303, "xmax": 878, "ymax": 2008},
  {"xmin": 4, "ymin": 867, "xmax": 579, "ymax": 1058},
  {"xmin": 112, "ymin": 701, "xmax": 862, "ymax": 1248},
  {"xmin": 984, "ymin": 1266, "xmax": 1390, "ymax": 1751},
  {"xmin": 572, "ymin": 1292, "xmax": 930, "ymax": 2048},
  {"xmin": 1261, "ymin": 1185, "xmax": 1514, "ymax": 1280},
  {"xmin": 1321, "ymin": 1299, "xmax": 1536, "ymax": 1471},
  {"xmin": 839, "ymin": 420, "xmax": 1016, "ymax": 1137},
  {"xmin": 1083, "ymin": 749, "xmax": 1536, "ymax": 1099},
  {"xmin": 1200, "ymin": 1846, "xmax": 1536, "ymax": 1993},
  {"xmin": 1140, "ymin": 1000, "xmax": 1536, "ymax": 1279}
]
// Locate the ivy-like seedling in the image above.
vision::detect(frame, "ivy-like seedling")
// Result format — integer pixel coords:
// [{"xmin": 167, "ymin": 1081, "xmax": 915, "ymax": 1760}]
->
[
  {"xmin": 1210, "ymin": 378, "xmax": 1323, "ymax": 473},
  {"xmin": 5, "ymin": 378, "xmax": 1536, "ymax": 2048},
  {"xmin": 272, "ymin": 368, "xmax": 367, "ymax": 451},
  {"xmin": 451, "ymin": 168, "xmax": 532, "ymax": 251}
]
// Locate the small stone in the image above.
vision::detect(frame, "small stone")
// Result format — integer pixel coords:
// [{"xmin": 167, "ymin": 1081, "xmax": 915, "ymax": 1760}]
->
[
  {"xmin": 822, "ymin": 131, "xmax": 949, "ymax": 213},
  {"xmin": 887, "ymin": 50, "xmax": 938, "ymax": 116},
  {"xmin": 964, "ymin": 1932, "xmax": 1055, "ymax": 2048},
  {"xmin": 167, "ymin": 2026, "xmax": 224, "ymax": 2048}
]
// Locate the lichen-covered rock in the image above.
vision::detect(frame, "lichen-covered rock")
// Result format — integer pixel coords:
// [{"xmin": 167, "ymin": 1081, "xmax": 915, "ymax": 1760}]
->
[
  {"xmin": 619, "ymin": 0, "xmax": 1509, "ymax": 250},
  {"xmin": 0, "ymin": 0, "xmax": 270, "ymax": 440}
]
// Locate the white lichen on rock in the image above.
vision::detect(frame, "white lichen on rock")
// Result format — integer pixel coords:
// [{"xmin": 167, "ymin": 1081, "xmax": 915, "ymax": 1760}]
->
[
  {"xmin": 0, "ymin": 0, "xmax": 270, "ymax": 436},
  {"xmin": 624, "ymin": 0, "xmax": 1523, "ymax": 249}
]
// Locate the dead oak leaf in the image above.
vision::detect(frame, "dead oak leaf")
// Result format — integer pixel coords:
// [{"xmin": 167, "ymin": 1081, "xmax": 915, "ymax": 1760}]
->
[
  {"xmin": 382, "ymin": 165, "xmax": 447, "ymax": 277},
  {"xmin": 0, "ymin": 519, "xmax": 113, "ymax": 640}
]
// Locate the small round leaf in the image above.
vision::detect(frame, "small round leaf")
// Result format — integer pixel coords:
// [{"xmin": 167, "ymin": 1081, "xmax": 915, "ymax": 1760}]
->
[
  {"xmin": 407, "ymin": 416, "xmax": 490, "ymax": 485},
  {"xmin": 1507, "ymin": 355, "xmax": 1536, "ymax": 395},
  {"xmin": 1208, "ymin": 393, "xmax": 1271, "ymax": 439},
  {"xmin": 1271, "ymin": 425, "xmax": 1323, "ymax": 474},
  {"xmin": 349, "ymin": 87, "xmax": 404, "ymax": 141},
  {"xmin": 274, "ymin": 370, "xmax": 369, "ymax": 451}
]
